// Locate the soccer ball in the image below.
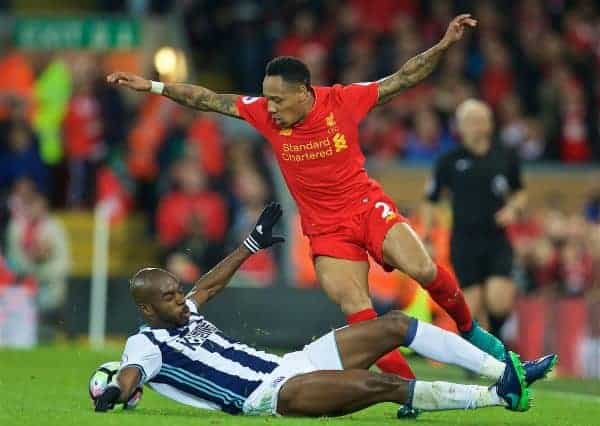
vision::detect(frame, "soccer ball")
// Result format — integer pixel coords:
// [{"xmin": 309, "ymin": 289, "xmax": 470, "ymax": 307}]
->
[{"xmin": 89, "ymin": 361, "xmax": 143, "ymax": 409}]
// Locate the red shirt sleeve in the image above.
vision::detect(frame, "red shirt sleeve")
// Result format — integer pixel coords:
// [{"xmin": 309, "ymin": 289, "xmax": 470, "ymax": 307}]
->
[
  {"xmin": 236, "ymin": 95, "xmax": 271, "ymax": 132},
  {"xmin": 336, "ymin": 82, "xmax": 379, "ymax": 123}
]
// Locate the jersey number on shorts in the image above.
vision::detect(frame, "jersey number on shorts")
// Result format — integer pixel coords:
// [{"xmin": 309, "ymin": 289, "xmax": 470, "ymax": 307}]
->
[
  {"xmin": 375, "ymin": 202, "xmax": 392, "ymax": 218},
  {"xmin": 375, "ymin": 202, "xmax": 397, "ymax": 223}
]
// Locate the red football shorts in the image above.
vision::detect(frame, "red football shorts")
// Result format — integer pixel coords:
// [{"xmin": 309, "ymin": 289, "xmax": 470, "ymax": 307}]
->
[{"xmin": 308, "ymin": 192, "xmax": 407, "ymax": 271}]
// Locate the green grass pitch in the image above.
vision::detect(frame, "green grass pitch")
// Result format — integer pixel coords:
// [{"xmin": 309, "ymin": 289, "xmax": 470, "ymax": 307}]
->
[{"xmin": 2, "ymin": 345, "xmax": 600, "ymax": 426}]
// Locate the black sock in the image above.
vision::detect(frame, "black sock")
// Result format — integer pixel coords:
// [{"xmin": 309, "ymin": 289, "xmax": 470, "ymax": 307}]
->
[{"xmin": 488, "ymin": 314, "xmax": 508, "ymax": 339}]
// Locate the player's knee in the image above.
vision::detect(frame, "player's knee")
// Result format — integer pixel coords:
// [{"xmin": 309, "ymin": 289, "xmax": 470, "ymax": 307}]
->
[
  {"xmin": 486, "ymin": 293, "xmax": 514, "ymax": 315},
  {"xmin": 485, "ymin": 278, "xmax": 516, "ymax": 315},
  {"xmin": 381, "ymin": 310, "xmax": 412, "ymax": 339},
  {"xmin": 322, "ymin": 278, "xmax": 371, "ymax": 314},
  {"xmin": 277, "ymin": 381, "xmax": 303, "ymax": 415}
]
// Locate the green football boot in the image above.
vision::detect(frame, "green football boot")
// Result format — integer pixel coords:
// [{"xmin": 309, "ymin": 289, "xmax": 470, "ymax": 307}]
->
[
  {"xmin": 495, "ymin": 351, "xmax": 531, "ymax": 412},
  {"xmin": 462, "ymin": 320, "xmax": 506, "ymax": 362}
]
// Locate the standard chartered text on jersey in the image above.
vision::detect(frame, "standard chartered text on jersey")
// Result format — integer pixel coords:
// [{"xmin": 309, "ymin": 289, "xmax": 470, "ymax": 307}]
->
[{"xmin": 280, "ymin": 133, "xmax": 348, "ymax": 162}]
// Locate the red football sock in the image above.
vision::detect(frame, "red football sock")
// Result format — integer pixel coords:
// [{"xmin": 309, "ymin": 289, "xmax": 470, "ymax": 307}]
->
[
  {"xmin": 425, "ymin": 264, "xmax": 473, "ymax": 333},
  {"xmin": 346, "ymin": 308, "xmax": 416, "ymax": 379}
]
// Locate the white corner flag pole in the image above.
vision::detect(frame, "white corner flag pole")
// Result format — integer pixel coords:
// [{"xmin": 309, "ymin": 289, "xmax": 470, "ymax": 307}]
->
[{"xmin": 89, "ymin": 200, "xmax": 115, "ymax": 349}]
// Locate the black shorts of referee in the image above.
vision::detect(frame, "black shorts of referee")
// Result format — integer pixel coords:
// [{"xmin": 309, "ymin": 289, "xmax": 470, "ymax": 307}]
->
[{"xmin": 450, "ymin": 230, "xmax": 513, "ymax": 289}]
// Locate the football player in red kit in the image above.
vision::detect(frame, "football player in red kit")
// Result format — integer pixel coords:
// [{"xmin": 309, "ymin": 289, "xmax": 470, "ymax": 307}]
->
[{"xmin": 108, "ymin": 16, "xmax": 505, "ymax": 413}]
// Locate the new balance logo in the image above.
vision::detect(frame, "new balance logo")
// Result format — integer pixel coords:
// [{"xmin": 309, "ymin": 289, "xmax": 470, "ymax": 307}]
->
[
  {"xmin": 242, "ymin": 96, "xmax": 260, "ymax": 104},
  {"xmin": 256, "ymin": 225, "xmax": 263, "ymax": 235}
]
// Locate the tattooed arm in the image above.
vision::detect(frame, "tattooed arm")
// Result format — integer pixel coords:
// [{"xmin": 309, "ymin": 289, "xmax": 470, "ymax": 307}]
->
[
  {"xmin": 376, "ymin": 14, "xmax": 477, "ymax": 105},
  {"xmin": 162, "ymin": 84, "xmax": 240, "ymax": 118},
  {"xmin": 106, "ymin": 73, "xmax": 241, "ymax": 118}
]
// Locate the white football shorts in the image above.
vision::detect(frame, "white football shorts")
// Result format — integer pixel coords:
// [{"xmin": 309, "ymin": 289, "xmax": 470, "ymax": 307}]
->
[{"xmin": 242, "ymin": 330, "xmax": 343, "ymax": 416}]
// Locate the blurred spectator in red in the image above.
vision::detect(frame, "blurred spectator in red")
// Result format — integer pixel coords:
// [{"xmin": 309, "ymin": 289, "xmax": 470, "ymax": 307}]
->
[
  {"xmin": 1, "ymin": 178, "xmax": 38, "ymax": 241},
  {"xmin": 127, "ymin": 90, "xmax": 181, "ymax": 223},
  {"xmin": 514, "ymin": 200, "xmax": 597, "ymax": 297},
  {"xmin": 128, "ymin": 93, "xmax": 179, "ymax": 180},
  {"xmin": 5, "ymin": 191, "xmax": 70, "ymax": 339},
  {"xmin": 563, "ymin": 8, "xmax": 595, "ymax": 60},
  {"xmin": 0, "ymin": 120, "xmax": 48, "ymax": 194},
  {"xmin": 557, "ymin": 80, "xmax": 592, "ymax": 163},
  {"xmin": 63, "ymin": 56, "xmax": 104, "ymax": 207},
  {"xmin": 186, "ymin": 110, "xmax": 226, "ymax": 179},
  {"xmin": 480, "ymin": 37, "xmax": 514, "ymax": 109},
  {"xmin": 157, "ymin": 158, "xmax": 227, "ymax": 245},
  {"xmin": 156, "ymin": 158, "xmax": 228, "ymax": 271},
  {"xmin": 350, "ymin": 0, "xmax": 418, "ymax": 34},
  {"xmin": 360, "ymin": 109, "xmax": 406, "ymax": 160},
  {"xmin": 558, "ymin": 215, "xmax": 593, "ymax": 296},
  {"xmin": 275, "ymin": 9, "xmax": 329, "ymax": 58},
  {"xmin": 95, "ymin": 156, "xmax": 133, "ymax": 225},
  {"xmin": 4, "ymin": 176, "xmax": 36, "ymax": 216},
  {"xmin": 0, "ymin": 48, "xmax": 35, "ymax": 121},
  {"xmin": 299, "ymin": 41, "xmax": 329, "ymax": 86}
]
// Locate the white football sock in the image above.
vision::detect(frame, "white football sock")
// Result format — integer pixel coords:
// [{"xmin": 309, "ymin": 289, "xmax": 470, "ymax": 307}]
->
[
  {"xmin": 407, "ymin": 320, "xmax": 505, "ymax": 379},
  {"xmin": 411, "ymin": 381, "xmax": 504, "ymax": 411}
]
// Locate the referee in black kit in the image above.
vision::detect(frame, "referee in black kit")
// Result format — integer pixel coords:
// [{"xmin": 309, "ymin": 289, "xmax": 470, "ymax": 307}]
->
[{"xmin": 421, "ymin": 99, "xmax": 527, "ymax": 339}]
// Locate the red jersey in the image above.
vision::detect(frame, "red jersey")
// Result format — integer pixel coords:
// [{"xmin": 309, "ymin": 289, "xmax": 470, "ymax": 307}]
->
[{"xmin": 236, "ymin": 83, "xmax": 383, "ymax": 236}]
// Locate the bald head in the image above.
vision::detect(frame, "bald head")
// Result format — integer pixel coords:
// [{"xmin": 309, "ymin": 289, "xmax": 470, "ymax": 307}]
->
[
  {"xmin": 130, "ymin": 267, "xmax": 178, "ymax": 304},
  {"xmin": 129, "ymin": 267, "xmax": 189, "ymax": 328},
  {"xmin": 456, "ymin": 99, "xmax": 491, "ymax": 124},
  {"xmin": 455, "ymin": 99, "xmax": 493, "ymax": 155}
]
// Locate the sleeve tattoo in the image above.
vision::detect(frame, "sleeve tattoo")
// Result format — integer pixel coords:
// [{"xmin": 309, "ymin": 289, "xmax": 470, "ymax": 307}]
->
[
  {"xmin": 377, "ymin": 43, "xmax": 448, "ymax": 105},
  {"xmin": 163, "ymin": 83, "xmax": 240, "ymax": 118}
]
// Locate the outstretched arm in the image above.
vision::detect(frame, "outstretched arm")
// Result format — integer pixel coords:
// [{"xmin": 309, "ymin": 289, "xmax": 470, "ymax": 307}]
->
[
  {"xmin": 186, "ymin": 245, "xmax": 253, "ymax": 306},
  {"xmin": 106, "ymin": 72, "xmax": 241, "ymax": 118},
  {"xmin": 376, "ymin": 14, "xmax": 477, "ymax": 105},
  {"xmin": 186, "ymin": 202, "xmax": 285, "ymax": 307}
]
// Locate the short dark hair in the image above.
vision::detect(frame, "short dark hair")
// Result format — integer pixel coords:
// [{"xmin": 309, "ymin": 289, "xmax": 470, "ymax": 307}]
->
[{"xmin": 265, "ymin": 56, "xmax": 311, "ymax": 87}]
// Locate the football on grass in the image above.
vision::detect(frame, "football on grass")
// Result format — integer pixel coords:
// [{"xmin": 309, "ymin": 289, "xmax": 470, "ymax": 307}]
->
[{"xmin": 89, "ymin": 361, "xmax": 143, "ymax": 409}]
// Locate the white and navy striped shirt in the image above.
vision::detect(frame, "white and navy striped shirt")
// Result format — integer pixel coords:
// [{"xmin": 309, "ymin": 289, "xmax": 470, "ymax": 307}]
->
[{"xmin": 120, "ymin": 300, "xmax": 281, "ymax": 414}]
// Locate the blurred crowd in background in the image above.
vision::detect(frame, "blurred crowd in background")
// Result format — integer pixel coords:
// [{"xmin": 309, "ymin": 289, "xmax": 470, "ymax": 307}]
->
[{"xmin": 0, "ymin": 0, "xmax": 599, "ymax": 353}]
